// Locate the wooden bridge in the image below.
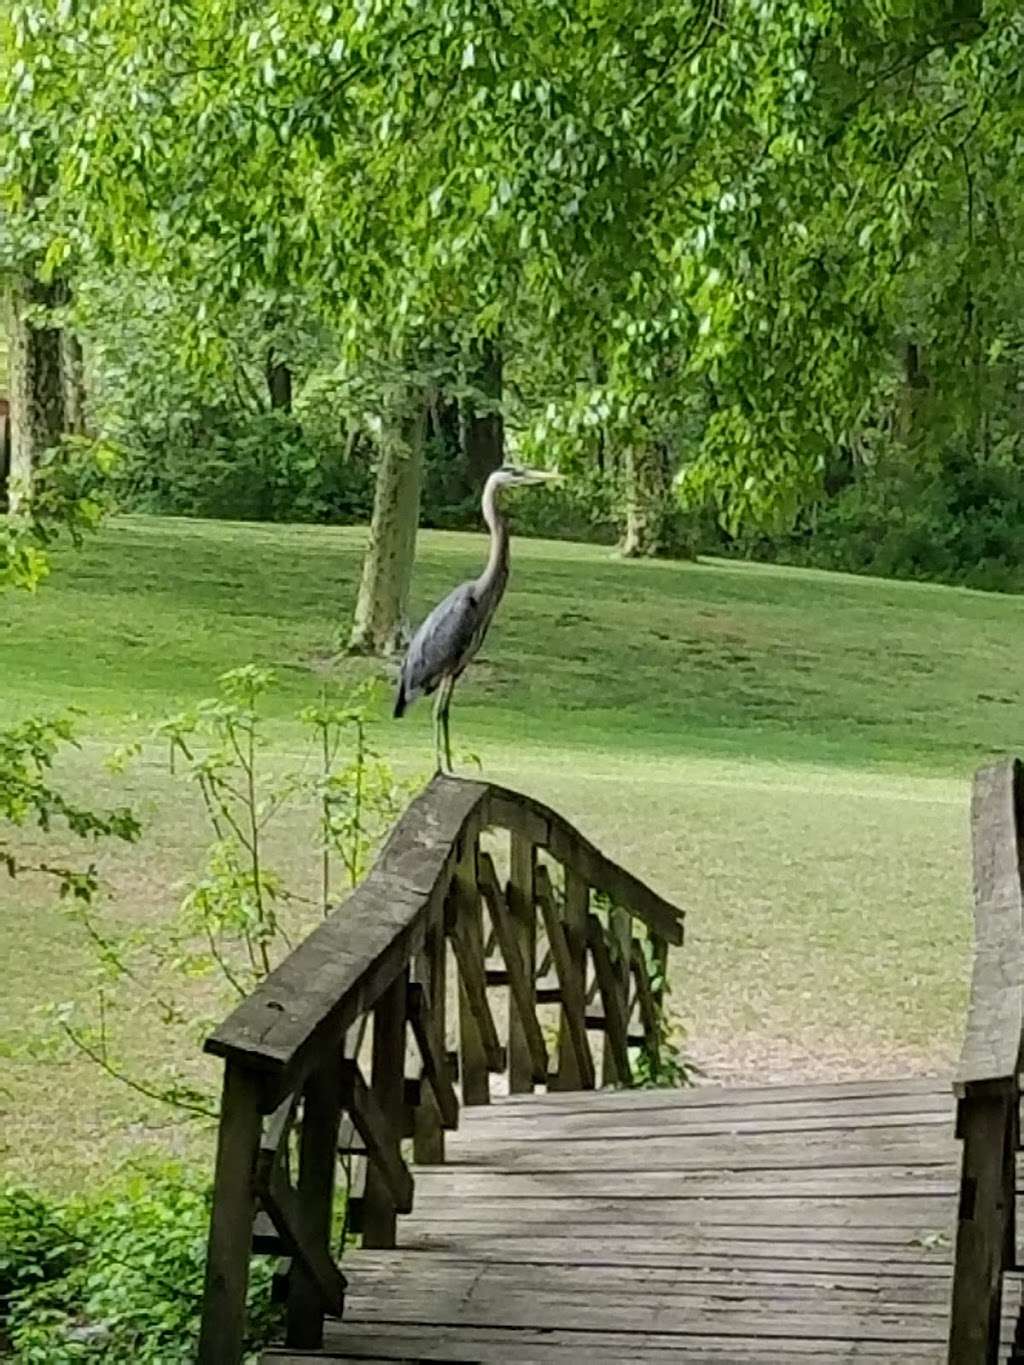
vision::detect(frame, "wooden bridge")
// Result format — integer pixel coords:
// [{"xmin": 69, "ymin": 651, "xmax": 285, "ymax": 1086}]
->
[{"xmin": 197, "ymin": 761, "xmax": 1024, "ymax": 1364}]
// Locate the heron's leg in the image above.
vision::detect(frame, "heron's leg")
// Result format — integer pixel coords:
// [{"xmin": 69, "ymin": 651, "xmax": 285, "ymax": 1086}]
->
[
  {"xmin": 440, "ymin": 682, "xmax": 454, "ymax": 774},
  {"xmin": 432, "ymin": 686, "xmax": 446, "ymax": 774},
  {"xmin": 432, "ymin": 677, "xmax": 456, "ymax": 773}
]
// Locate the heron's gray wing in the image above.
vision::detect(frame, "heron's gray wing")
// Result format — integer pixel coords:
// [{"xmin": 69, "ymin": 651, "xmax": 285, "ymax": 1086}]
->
[{"xmin": 400, "ymin": 580, "xmax": 480, "ymax": 703}]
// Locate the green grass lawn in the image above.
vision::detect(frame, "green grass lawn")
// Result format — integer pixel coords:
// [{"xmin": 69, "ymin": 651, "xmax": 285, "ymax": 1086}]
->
[{"xmin": 2, "ymin": 514, "xmax": 1019, "ymax": 1187}]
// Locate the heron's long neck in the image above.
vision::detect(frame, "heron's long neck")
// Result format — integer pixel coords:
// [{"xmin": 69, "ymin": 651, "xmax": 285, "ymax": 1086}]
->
[{"xmin": 474, "ymin": 479, "xmax": 509, "ymax": 597}]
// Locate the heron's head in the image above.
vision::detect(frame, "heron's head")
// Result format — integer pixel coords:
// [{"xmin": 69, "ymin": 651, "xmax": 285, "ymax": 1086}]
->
[{"xmin": 490, "ymin": 464, "xmax": 564, "ymax": 490}]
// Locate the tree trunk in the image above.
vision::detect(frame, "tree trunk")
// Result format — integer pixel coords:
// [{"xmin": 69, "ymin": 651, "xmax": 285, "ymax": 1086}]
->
[
  {"xmin": 60, "ymin": 330, "xmax": 87, "ymax": 436},
  {"xmin": 895, "ymin": 341, "xmax": 928, "ymax": 448},
  {"xmin": 348, "ymin": 394, "xmax": 429, "ymax": 656},
  {"xmin": 620, "ymin": 442, "xmax": 669, "ymax": 558},
  {"xmin": 266, "ymin": 348, "xmax": 293, "ymax": 412},
  {"xmin": 463, "ymin": 340, "xmax": 503, "ymax": 489},
  {"xmin": 7, "ymin": 275, "xmax": 65, "ymax": 513}
]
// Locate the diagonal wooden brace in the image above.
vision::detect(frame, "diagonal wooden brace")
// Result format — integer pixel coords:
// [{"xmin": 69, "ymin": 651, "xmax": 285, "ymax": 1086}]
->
[
  {"xmin": 339, "ymin": 1059, "xmax": 414, "ymax": 1215},
  {"xmin": 407, "ymin": 981, "xmax": 460, "ymax": 1131},
  {"xmin": 478, "ymin": 852, "xmax": 549, "ymax": 1084}
]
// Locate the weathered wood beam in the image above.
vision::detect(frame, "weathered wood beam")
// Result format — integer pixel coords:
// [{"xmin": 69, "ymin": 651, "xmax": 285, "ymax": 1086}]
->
[
  {"xmin": 449, "ymin": 846, "xmax": 505, "ymax": 1086},
  {"xmin": 955, "ymin": 759, "xmax": 1024, "ymax": 1093},
  {"xmin": 948, "ymin": 1086, "xmax": 1014, "ymax": 1363},
  {"xmin": 339, "ymin": 1059, "xmax": 414, "ymax": 1217},
  {"xmin": 413, "ymin": 923, "xmax": 449, "ymax": 1164}
]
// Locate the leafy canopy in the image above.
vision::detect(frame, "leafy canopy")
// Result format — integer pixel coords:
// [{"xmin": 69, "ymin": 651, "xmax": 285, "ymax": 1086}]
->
[{"xmin": 3, "ymin": 0, "xmax": 1021, "ymax": 523}]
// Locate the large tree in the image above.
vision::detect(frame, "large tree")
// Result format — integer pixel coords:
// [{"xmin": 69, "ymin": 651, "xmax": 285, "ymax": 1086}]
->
[
  {"xmin": 6, "ymin": 275, "xmax": 64, "ymax": 510},
  {"xmin": 5, "ymin": 0, "xmax": 1018, "ymax": 621}
]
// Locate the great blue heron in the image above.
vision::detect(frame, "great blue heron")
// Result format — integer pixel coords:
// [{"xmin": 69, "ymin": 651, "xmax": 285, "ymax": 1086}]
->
[{"xmin": 394, "ymin": 464, "xmax": 562, "ymax": 771}]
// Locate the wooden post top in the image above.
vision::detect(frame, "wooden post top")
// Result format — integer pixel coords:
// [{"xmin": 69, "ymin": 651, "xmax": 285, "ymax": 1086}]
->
[{"xmin": 955, "ymin": 757, "xmax": 1024, "ymax": 1097}]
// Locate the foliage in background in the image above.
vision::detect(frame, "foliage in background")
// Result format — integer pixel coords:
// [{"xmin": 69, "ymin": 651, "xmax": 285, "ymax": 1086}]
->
[
  {"xmin": 7, "ymin": 1, "xmax": 1024, "ymax": 586},
  {"xmin": 1, "ymin": 438, "xmax": 119, "ymax": 591},
  {"xmin": 55, "ymin": 668, "xmax": 413, "ymax": 1123},
  {"xmin": 0, "ymin": 431, "xmax": 139, "ymax": 990},
  {"xmin": 0, "ymin": 1164, "xmax": 276, "ymax": 1364},
  {"xmin": 722, "ymin": 440, "xmax": 1024, "ymax": 592},
  {"xmin": 0, "ymin": 668, "xmax": 409, "ymax": 1359},
  {"xmin": 0, "ymin": 714, "xmax": 138, "ymax": 898},
  {"xmin": 77, "ymin": 280, "xmax": 373, "ymax": 525},
  {"xmin": 4, "ymin": 0, "xmax": 1014, "ymax": 528}
]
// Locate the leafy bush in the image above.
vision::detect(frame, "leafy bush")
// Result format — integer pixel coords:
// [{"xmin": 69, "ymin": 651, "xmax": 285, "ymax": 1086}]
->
[
  {"xmin": 723, "ymin": 441, "xmax": 1024, "ymax": 593},
  {"xmin": 0, "ymin": 1188, "xmax": 75, "ymax": 1315},
  {"xmin": 113, "ymin": 406, "xmax": 373, "ymax": 526},
  {"xmin": 1, "ymin": 1163, "xmax": 276, "ymax": 1364}
]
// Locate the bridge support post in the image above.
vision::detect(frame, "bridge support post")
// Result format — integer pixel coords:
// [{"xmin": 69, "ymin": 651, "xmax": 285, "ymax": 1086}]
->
[
  {"xmin": 197, "ymin": 1063, "xmax": 262, "ymax": 1365},
  {"xmin": 948, "ymin": 1085, "xmax": 1014, "ymax": 1364},
  {"xmin": 454, "ymin": 838, "xmax": 492, "ymax": 1106},
  {"xmin": 362, "ymin": 967, "xmax": 410, "ymax": 1248},
  {"xmin": 508, "ymin": 834, "xmax": 537, "ymax": 1095},
  {"xmin": 413, "ymin": 922, "xmax": 448, "ymax": 1163},
  {"xmin": 285, "ymin": 1059, "xmax": 344, "ymax": 1348},
  {"xmin": 555, "ymin": 869, "xmax": 589, "ymax": 1091}
]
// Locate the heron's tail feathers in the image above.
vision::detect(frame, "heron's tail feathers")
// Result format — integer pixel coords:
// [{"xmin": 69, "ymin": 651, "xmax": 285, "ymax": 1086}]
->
[{"xmin": 393, "ymin": 685, "xmax": 407, "ymax": 719}]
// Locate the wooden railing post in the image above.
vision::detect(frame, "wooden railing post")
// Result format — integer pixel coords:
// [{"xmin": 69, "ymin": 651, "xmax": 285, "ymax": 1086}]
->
[
  {"xmin": 630, "ymin": 938, "xmax": 662, "ymax": 1072},
  {"xmin": 452, "ymin": 836, "xmax": 496, "ymax": 1105},
  {"xmin": 947, "ymin": 759, "xmax": 1024, "ymax": 1362},
  {"xmin": 650, "ymin": 934, "xmax": 669, "ymax": 1015},
  {"xmin": 602, "ymin": 907, "xmax": 633, "ymax": 1086},
  {"xmin": 198, "ymin": 1063, "xmax": 263, "ymax": 1365},
  {"xmin": 555, "ymin": 869, "xmax": 589, "ymax": 1091},
  {"xmin": 362, "ymin": 968, "xmax": 409, "ymax": 1249},
  {"xmin": 413, "ymin": 922, "xmax": 448, "ymax": 1164},
  {"xmin": 507, "ymin": 834, "xmax": 537, "ymax": 1094},
  {"xmin": 285, "ymin": 1060, "xmax": 344, "ymax": 1349},
  {"xmin": 948, "ymin": 1085, "xmax": 1015, "ymax": 1364}
]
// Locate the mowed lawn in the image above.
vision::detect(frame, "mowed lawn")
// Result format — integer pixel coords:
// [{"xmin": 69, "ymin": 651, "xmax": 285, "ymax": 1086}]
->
[{"xmin": 3, "ymin": 513, "xmax": 1023, "ymax": 1186}]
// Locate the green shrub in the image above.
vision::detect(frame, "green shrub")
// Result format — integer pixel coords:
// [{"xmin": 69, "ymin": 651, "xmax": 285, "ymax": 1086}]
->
[
  {"xmin": 1, "ymin": 1164, "xmax": 276, "ymax": 1364},
  {"xmin": 724, "ymin": 442, "xmax": 1024, "ymax": 593},
  {"xmin": 0, "ymin": 1188, "xmax": 76, "ymax": 1315},
  {"xmin": 114, "ymin": 407, "xmax": 373, "ymax": 526}
]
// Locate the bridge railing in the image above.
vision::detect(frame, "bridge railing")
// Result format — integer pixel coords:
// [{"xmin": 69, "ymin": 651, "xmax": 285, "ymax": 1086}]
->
[
  {"xmin": 196, "ymin": 773, "xmax": 684, "ymax": 1365},
  {"xmin": 949, "ymin": 757, "xmax": 1024, "ymax": 1364}
]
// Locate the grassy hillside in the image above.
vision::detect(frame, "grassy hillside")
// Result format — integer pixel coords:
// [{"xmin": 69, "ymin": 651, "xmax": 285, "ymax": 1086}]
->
[
  {"xmin": 2, "ymin": 514, "xmax": 1022, "ymax": 771},
  {"xmin": 2, "ymin": 515, "xmax": 1016, "ymax": 1185}
]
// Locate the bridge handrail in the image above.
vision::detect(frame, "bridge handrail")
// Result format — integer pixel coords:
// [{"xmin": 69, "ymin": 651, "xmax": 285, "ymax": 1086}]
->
[
  {"xmin": 948, "ymin": 757, "xmax": 1024, "ymax": 1363},
  {"xmin": 197, "ymin": 773, "xmax": 685, "ymax": 1364},
  {"xmin": 205, "ymin": 775, "xmax": 682, "ymax": 1105}
]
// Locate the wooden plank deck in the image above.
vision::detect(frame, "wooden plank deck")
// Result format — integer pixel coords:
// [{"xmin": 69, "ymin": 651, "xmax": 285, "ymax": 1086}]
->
[{"xmin": 263, "ymin": 1077, "xmax": 1022, "ymax": 1363}]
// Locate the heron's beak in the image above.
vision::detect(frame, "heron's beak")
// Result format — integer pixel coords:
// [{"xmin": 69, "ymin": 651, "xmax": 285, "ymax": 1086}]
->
[{"xmin": 521, "ymin": 469, "xmax": 565, "ymax": 486}]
